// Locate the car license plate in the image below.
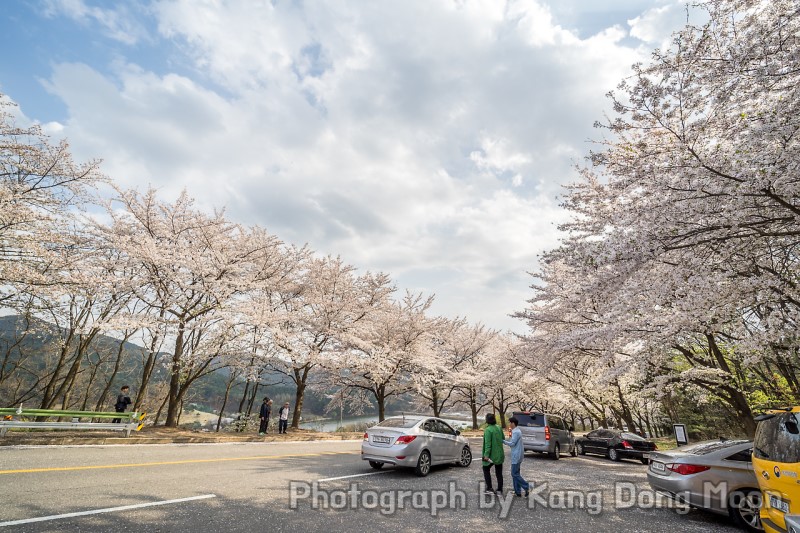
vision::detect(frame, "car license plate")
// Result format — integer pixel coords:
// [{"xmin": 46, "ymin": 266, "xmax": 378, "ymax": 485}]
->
[
  {"xmin": 372, "ymin": 436, "xmax": 391, "ymax": 444},
  {"xmin": 770, "ymin": 495, "xmax": 790, "ymax": 514},
  {"xmin": 650, "ymin": 461, "xmax": 666, "ymax": 473}
]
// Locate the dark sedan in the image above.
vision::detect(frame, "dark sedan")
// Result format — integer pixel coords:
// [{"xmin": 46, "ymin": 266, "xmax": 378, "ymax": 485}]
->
[{"xmin": 576, "ymin": 429, "xmax": 657, "ymax": 463}]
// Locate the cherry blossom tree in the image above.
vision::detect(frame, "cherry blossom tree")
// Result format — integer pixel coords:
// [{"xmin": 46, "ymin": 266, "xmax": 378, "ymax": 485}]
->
[
  {"xmin": 517, "ymin": 0, "xmax": 800, "ymax": 437},
  {"xmin": 0, "ymin": 95, "xmax": 103, "ymax": 306},
  {"xmin": 265, "ymin": 255, "xmax": 392, "ymax": 427},
  {"xmin": 338, "ymin": 291, "xmax": 437, "ymax": 422},
  {"xmin": 96, "ymin": 188, "xmax": 290, "ymax": 426},
  {"xmin": 413, "ymin": 318, "xmax": 497, "ymax": 418}
]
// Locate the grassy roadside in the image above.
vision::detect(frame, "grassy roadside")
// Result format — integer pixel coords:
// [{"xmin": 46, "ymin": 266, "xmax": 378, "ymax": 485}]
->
[{"xmin": 0, "ymin": 426, "xmax": 364, "ymax": 446}]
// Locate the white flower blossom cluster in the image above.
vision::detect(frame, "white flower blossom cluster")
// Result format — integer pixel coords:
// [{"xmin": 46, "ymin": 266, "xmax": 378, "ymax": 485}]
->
[{"xmin": 516, "ymin": 0, "xmax": 800, "ymax": 436}]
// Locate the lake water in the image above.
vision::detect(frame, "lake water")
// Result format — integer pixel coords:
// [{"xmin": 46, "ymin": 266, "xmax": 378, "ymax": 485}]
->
[{"xmin": 299, "ymin": 413, "xmax": 473, "ymax": 433}]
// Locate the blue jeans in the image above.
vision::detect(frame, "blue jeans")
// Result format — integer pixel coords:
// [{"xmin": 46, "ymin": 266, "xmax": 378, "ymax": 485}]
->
[{"xmin": 511, "ymin": 462, "xmax": 529, "ymax": 494}]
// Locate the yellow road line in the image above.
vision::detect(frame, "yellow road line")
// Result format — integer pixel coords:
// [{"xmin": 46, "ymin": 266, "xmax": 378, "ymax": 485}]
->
[{"xmin": 0, "ymin": 450, "xmax": 359, "ymax": 475}]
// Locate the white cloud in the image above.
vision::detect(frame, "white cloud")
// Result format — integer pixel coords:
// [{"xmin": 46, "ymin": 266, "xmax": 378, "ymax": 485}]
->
[
  {"xmin": 31, "ymin": 0, "xmax": 685, "ymax": 331},
  {"xmin": 42, "ymin": 0, "xmax": 149, "ymax": 45},
  {"xmin": 628, "ymin": 2, "xmax": 689, "ymax": 46}
]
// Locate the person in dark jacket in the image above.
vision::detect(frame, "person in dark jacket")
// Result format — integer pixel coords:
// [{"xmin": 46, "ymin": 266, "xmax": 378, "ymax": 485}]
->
[
  {"xmin": 259, "ymin": 398, "xmax": 272, "ymax": 435},
  {"xmin": 482, "ymin": 413, "xmax": 505, "ymax": 494},
  {"xmin": 112, "ymin": 385, "xmax": 132, "ymax": 423}
]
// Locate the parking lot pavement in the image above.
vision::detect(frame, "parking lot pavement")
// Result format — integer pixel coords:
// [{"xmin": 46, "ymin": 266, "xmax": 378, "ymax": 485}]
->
[{"xmin": 0, "ymin": 439, "xmax": 741, "ymax": 532}]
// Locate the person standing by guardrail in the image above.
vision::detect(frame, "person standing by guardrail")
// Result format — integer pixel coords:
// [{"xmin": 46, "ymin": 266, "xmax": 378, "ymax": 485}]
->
[
  {"xmin": 278, "ymin": 402, "xmax": 290, "ymax": 434},
  {"xmin": 259, "ymin": 397, "xmax": 272, "ymax": 435},
  {"xmin": 112, "ymin": 386, "xmax": 132, "ymax": 423}
]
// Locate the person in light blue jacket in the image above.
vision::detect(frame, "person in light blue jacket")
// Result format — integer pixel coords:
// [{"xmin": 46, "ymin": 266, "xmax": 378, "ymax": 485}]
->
[{"xmin": 503, "ymin": 416, "xmax": 530, "ymax": 497}]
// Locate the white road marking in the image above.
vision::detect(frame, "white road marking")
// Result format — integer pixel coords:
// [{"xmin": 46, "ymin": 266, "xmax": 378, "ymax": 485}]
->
[
  {"xmin": 0, "ymin": 494, "xmax": 217, "ymax": 527},
  {"xmin": 318, "ymin": 471, "xmax": 392, "ymax": 482}
]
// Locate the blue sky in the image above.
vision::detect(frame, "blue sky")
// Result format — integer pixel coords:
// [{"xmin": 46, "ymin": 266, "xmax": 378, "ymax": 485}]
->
[{"xmin": 0, "ymin": 0, "xmax": 692, "ymax": 331}]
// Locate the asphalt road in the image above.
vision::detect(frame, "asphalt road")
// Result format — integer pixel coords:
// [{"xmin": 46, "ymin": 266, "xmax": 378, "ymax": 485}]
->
[{"xmin": 0, "ymin": 439, "xmax": 742, "ymax": 532}]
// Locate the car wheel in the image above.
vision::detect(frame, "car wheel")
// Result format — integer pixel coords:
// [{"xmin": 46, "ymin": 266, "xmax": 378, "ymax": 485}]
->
[
  {"xmin": 640, "ymin": 458, "xmax": 649, "ymax": 465},
  {"xmin": 458, "ymin": 446, "xmax": 472, "ymax": 467},
  {"xmin": 549, "ymin": 443, "xmax": 560, "ymax": 460},
  {"xmin": 608, "ymin": 447, "xmax": 621, "ymax": 461},
  {"xmin": 415, "ymin": 450, "xmax": 431, "ymax": 477},
  {"xmin": 728, "ymin": 489, "xmax": 763, "ymax": 532},
  {"xmin": 577, "ymin": 443, "xmax": 585, "ymax": 455},
  {"xmin": 368, "ymin": 461, "xmax": 384, "ymax": 470}
]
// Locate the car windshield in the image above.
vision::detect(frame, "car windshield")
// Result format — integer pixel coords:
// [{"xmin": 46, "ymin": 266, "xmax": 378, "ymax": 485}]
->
[
  {"xmin": 754, "ymin": 412, "xmax": 800, "ymax": 463},
  {"xmin": 621, "ymin": 432, "xmax": 645, "ymax": 441},
  {"xmin": 376, "ymin": 418, "xmax": 420, "ymax": 429},
  {"xmin": 680, "ymin": 440, "xmax": 749, "ymax": 455},
  {"xmin": 513, "ymin": 413, "xmax": 544, "ymax": 427}
]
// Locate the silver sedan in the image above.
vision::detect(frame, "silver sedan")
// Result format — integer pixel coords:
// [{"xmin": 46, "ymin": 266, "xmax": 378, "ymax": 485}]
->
[
  {"xmin": 647, "ymin": 439, "xmax": 762, "ymax": 532},
  {"xmin": 361, "ymin": 416, "xmax": 473, "ymax": 476}
]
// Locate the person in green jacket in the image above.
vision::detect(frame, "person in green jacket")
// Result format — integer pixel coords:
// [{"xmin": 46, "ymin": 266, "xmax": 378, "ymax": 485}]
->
[{"xmin": 482, "ymin": 413, "xmax": 505, "ymax": 494}]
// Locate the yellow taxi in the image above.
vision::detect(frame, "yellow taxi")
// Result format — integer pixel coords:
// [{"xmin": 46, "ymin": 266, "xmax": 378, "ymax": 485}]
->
[{"xmin": 753, "ymin": 406, "xmax": 800, "ymax": 533}]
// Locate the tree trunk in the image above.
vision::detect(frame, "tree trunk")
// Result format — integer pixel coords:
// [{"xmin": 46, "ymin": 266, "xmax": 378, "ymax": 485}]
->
[
  {"xmin": 96, "ymin": 337, "xmax": 127, "ymax": 412},
  {"xmin": 726, "ymin": 386, "xmax": 757, "ymax": 437},
  {"xmin": 153, "ymin": 393, "xmax": 169, "ymax": 426},
  {"xmin": 135, "ymin": 332, "xmax": 161, "ymax": 412},
  {"xmin": 40, "ymin": 330, "xmax": 75, "ymax": 408},
  {"xmin": 48, "ymin": 328, "xmax": 100, "ymax": 409},
  {"xmin": 236, "ymin": 353, "xmax": 258, "ymax": 414},
  {"xmin": 468, "ymin": 388, "xmax": 479, "ymax": 429},
  {"xmin": 237, "ymin": 381, "xmax": 251, "ymax": 414},
  {"xmin": 613, "ymin": 381, "xmax": 637, "ymax": 430},
  {"xmin": 644, "ymin": 411, "xmax": 654, "ymax": 438},
  {"xmin": 494, "ymin": 389, "xmax": 508, "ymax": 428},
  {"xmin": 216, "ymin": 373, "xmax": 236, "ymax": 432},
  {"xmin": 164, "ymin": 324, "xmax": 186, "ymax": 427},
  {"xmin": 246, "ymin": 383, "xmax": 260, "ymax": 417},
  {"xmin": 291, "ymin": 366, "xmax": 309, "ymax": 428},
  {"xmin": 376, "ymin": 389, "xmax": 386, "ymax": 422},
  {"xmin": 60, "ymin": 348, "xmax": 85, "ymax": 411},
  {"xmin": 431, "ymin": 388, "xmax": 440, "ymax": 417}
]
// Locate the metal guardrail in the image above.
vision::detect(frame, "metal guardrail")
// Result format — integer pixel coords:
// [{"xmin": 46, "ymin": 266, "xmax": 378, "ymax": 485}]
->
[{"xmin": 0, "ymin": 407, "xmax": 146, "ymax": 438}]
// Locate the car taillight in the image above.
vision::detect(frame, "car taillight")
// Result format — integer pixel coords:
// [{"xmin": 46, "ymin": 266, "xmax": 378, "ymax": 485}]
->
[
  {"xmin": 544, "ymin": 426, "xmax": 551, "ymax": 440},
  {"xmin": 653, "ymin": 444, "xmax": 658, "ymax": 450},
  {"xmin": 363, "ymin": 432, "xmax": 368, "ymax": 441},
  {"xmin": 396, "ymin": 435, "xmax": 417, "ymax": 444},
  {"xmin": 622, "ymin": 440, "xmax": 633, "ymax": 449},
  {"xmin": 667, "ymin": 463, "xmax": 710, "ymax": 476}
]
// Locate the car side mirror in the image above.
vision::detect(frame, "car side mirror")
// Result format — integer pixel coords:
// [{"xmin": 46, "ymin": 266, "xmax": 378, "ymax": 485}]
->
[
  {"xmin": 455, "ymin": 430, "xmax": 461, "ymax": 436},
  {"xmin": 569, "ymin": 426, "xmax": 575, "ymax": 432}
]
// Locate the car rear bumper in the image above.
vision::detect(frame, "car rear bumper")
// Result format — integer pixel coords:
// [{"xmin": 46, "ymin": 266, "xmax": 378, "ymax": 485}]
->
[
  {"xmin": 523, "ymin": 442, "xmax": 552, "ymax": 452},
  {"xmin": 618, "ymin": 448, "xmax": 652, "ymax": 459},
  {"xmin": 646, "ymin": 472, "xmax": 725, "ymax": 514},
  {"xmin": 361, "ymin": 443, "xmax": 419, "ymax": 467}
]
